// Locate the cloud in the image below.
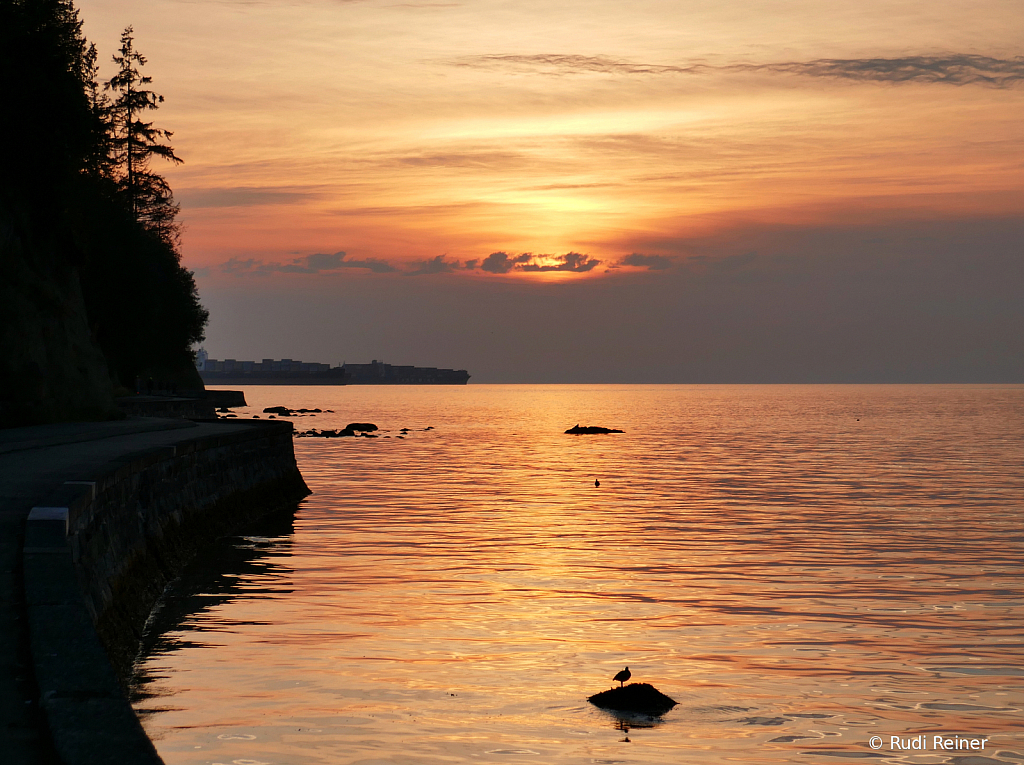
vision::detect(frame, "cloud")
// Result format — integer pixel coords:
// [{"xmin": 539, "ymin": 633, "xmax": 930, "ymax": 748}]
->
[
  {"xmin": 394, "ymin": 151, "xmax": 529, "ymax": 169},
  {"xmin": 221, "ymin": 257, "xmax": 262, "ymax": 274},
  {"xmin": 220, "ymin": 251, "xmax": 396, "ymax": 275},
  {"xmin": 477, "ymin": 251, "xmax": 602, "ymax": 274},
  {"xmin": 284, "ymin": 251, "xmax": 397, "ymax": 273},
  {"xmin": 406, "ymin": 255, "xmax": 461, "ymax": 275},
  {"xmin": 480, "ymin": 251, "xmax": 532, "ymax": 274},
  {"xmin": 451, "ymin": 53, "xmax": 1024, "ymax": 88},
  {"xmin": 519, "ymin": 252, "xmax": 601, "ymax": 272},
  {"xmin": 177, "ymin": 186, "xmax": 314, "ymax": 209},
  {"xmin": 748, "ymin": 55, "xmax": 1024, "ymax": 87},
  {"xmin": 218, "ymin": 251, "xmax": 640, "ymax": 279},
  {"xmin": 277, "ymin": 251, "xmax": 349, "ymax": 273},
  {"xmin": 450, "ymin": 53, "xmax": 701, "ymax": 76},
  {"xmin": 618, "ymin": 253, "xmax": 674, "ymax": 270}
]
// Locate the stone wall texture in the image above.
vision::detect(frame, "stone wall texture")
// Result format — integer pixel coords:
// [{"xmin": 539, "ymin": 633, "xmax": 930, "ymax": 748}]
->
[{"xmin": 23, "ymin": 420, "xmax": 309, "ymax": 764}]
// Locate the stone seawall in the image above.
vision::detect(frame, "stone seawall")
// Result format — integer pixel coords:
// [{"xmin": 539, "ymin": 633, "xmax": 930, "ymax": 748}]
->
[{"xmin": 22, "ymin": 420, "xmax": 309, "ymax": 764}]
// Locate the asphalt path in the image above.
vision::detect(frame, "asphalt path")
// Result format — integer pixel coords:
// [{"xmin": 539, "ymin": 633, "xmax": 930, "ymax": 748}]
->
[{"xmin": 0, "ymin": 418, "xmax": 257, "ymax": 763}]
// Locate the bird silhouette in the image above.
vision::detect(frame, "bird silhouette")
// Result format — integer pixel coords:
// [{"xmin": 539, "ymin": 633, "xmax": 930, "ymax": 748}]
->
[
  {"xmin": 613, "ymin": 666, "xmax": 631, "ymax": 687},
  {"xmin": 595, "ymin": 479, "xmax": 600, "ymax": 487}
]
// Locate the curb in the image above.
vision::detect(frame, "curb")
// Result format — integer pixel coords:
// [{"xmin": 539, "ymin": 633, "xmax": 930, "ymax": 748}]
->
[
  {"xmin": 24, "ymin": 489, "xmax": 163, "ymax": 764},
  {"xmin": 20, "ymin": 419, "xmax": 307, "ymax": 764}
]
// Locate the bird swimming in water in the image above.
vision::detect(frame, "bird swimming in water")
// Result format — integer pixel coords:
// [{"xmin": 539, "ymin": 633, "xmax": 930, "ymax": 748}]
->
[
  {"xmin": 613, "ymin": 666, "xmax": 631, "ymax": 687},
  {"xmin": 595, "ymin": 479, "xmax": 600, "ymax": 487}
]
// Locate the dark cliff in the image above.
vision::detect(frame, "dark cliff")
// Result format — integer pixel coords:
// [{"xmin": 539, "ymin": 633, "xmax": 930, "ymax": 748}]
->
[
  {"xmin": 0, "ymin": 201, "xmax": 119, "ymax": 426},
  {"xmin": 0, "ymin": 0, "xmax": 208, "ymax": 427}
]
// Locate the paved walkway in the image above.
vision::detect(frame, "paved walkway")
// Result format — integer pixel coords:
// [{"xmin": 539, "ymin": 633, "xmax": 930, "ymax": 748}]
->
[{"xmin": 0, "ymin": 418, "xmax": 259, "ymax": 763}]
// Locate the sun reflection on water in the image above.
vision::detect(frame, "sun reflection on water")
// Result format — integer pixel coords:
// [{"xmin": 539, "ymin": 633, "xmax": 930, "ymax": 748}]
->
[{"xmin": 135, "ymin": 385, "xmax": 1024, "ymax": 764}]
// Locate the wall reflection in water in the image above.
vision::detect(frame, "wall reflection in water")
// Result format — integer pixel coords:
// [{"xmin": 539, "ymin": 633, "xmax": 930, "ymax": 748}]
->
[
  {"xmin": 132, "ymin": 506, "xmax": 297, "ymax": 709},
  {"xmin": 132, "ymin": 385, "xmax": 1024, "ymax": 765}
]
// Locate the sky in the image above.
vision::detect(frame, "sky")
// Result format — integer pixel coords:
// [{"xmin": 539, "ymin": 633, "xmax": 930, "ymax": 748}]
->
[{"xmin": 76, "ymin": 0, "xmax": 1023, "ymax": 382}]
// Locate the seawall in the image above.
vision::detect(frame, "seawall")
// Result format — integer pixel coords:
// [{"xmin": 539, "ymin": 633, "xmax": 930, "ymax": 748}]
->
[{"xmin": 14, "ymin": 419, "xmax": 309, "ymax": 764}]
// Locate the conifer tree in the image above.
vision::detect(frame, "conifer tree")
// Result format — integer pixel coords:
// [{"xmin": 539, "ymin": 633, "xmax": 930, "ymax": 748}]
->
[
  {"xmin": 105, "ymin": 26, "xmax": 182, "ymax": 243},
  {"xmin": 0, "ymin": 0, "xmax": 92, "ymax": 200},
  {"xmin": 2, "ymin": 3, "xmax": 209, "ymax": 413},
  {"xmin": 82, "ymin": 41, "xmax": 114, "ymax": 178}
]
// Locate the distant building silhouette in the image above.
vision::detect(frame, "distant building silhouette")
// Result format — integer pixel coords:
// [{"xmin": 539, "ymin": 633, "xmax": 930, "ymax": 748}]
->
[
  {"xmin": 343, "ymin": 360, "xmax": 470, "ymax": 385},
  {"xmin": 197, "ymin": 354, "xmax": 469, "ymax": 385}
]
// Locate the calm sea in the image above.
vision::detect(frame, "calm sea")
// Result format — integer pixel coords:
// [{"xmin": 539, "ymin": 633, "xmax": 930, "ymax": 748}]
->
[{"xmin": 133, "ymin": 385, "xmax": 1024, "ymax": 765}]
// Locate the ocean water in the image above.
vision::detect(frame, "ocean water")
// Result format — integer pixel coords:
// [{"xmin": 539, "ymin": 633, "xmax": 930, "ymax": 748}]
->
[{"xmin": 133, "ymin": 385, "xmax": 1024, "ymax": 765}]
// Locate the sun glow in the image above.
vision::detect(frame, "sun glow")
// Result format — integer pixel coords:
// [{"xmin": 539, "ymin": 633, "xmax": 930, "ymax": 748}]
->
[{"xmin": 73, "ymin": 0, "xmax": 1024, "ymax": 282}]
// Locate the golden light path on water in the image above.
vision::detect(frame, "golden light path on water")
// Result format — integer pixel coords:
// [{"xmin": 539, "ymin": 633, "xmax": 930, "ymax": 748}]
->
[{"xmin": 134, "ymin": 385, "xmax": 1024, "ymax": 765}]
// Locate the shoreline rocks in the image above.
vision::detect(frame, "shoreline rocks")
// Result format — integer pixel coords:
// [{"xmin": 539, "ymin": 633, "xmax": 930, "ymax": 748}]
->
[
  {"xmin": 295, "ymin": 422, "xmax": 380, "ymax": 438},
  {"xmin": 588, "ymin": 683, "xmax": 677, "ymax": 715},
  {"xmin": 565, "ymin": 424, "xmax": 624, "ymax": 434},
  {"xmin": 262, "ymin": 406, "xmax": 330, "ymax": 416}
]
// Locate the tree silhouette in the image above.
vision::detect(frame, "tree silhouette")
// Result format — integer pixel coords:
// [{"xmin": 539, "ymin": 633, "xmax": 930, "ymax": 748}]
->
[
  {"xmin": 105, "ymin": 26, "xmax": 182, "ymax": 243},
  {"xmin": 81, "ymin": 41, "xmax": 116, "ymax": 179},
  {"xmin": 0, "ymin": 0, "xmax": 93, "ymax": 203},
  {"xmin": 2, "ymin": 3, "xmax": 209, "ymax": 419}
]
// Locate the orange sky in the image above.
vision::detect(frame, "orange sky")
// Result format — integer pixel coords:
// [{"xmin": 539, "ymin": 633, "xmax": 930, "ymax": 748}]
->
[
  {"xmin": 77, "ymin": 0, "xmax": 1023, "ymax": 275},
  {"xmin": 72, "ymin": 0, "xmax": 1024, "ymax": 380}
]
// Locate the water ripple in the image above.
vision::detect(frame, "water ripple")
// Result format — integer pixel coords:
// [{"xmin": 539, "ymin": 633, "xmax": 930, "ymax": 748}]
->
[{"xmin": 135, "ymin": 385, "xmax": 1024, "ymax": 765}]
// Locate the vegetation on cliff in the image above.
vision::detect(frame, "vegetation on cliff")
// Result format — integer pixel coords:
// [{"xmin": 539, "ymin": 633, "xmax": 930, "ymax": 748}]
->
[{"xmin": 0, "ymin": 0, "xmax": 208, "ymax": 426}]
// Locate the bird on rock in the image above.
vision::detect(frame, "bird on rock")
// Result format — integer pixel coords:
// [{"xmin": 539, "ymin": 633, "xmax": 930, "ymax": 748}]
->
[{"xmin": 613, "ymin": 666, "xmax": 631, "ymax": 687}]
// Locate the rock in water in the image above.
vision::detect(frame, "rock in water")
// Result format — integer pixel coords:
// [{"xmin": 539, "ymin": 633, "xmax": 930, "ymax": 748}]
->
[
  {"xmin": 264, "ymin": 405, "xmax": 294, "ymax": 416},
  {"xmin": 588, "ymin": 683, "xmax": 677, "ymax": 715},
  {"xmin": 565, "ymin": 424, "xmax": 624, "ymax": 434}
]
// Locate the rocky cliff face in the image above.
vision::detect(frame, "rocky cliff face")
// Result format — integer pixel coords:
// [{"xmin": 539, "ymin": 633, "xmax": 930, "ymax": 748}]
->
[
  {"xmin": 1, "ymin": 1, "xmax": 209, "ymax": 428},
  {"xmin": 0, "ymin": 200, "xmax": 119, "ymax": 428}
]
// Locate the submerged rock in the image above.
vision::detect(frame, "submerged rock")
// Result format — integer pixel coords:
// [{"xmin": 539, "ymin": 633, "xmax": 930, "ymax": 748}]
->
[
  {"xmin": 565, "ymin": 424, "xmax": 624, "ymax": 434},
  {"xmin": 298, "ymin": 428, "xmax": 355, "ymax": 438},
  {"xmin": 292, "ymin": 423, "xmax": 381, "ymax": 438},
  {"xmin": 588, "ymin": 683, "xmax": 677, "ymax": 715},
  {"xmin": 264, "ymin": 406, "xmax": 295, "ymax": 416},
  {"xmin": 264, "ymin": 406, "xmax": 322, "ymax": 416}
]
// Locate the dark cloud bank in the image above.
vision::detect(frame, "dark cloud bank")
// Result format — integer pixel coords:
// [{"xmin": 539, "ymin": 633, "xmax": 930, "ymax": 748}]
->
[
  {"xmin": 200, "ymin": 217, "xmax": 1024, "ymax": 383},
  {"xmin": 222, "ymin": 251, "xmax": 396, "ymax": 275},
  {"xmin": 454, "ymin": 53, "xmax": 1024, "ymax": 87},
  {"xmin": 617, "ymin": 253, "xmax": 674, "ymax": 270},
  {"xmin": 220, "ymin": 250, "xmax": 612, "ymax": 276},
  {"xmin": 473, "ymin": 251, "xmax": 602, "ymax": 273},
  {"xmin": 177, "ymin": 186, "xmax": 316, "ymax": 209}
]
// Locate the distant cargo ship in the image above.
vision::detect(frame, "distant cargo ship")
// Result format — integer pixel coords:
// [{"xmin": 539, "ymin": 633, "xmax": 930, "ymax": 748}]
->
[
  {"xmin": 344, "ymin": 360, "xmax": 470, "ymax": 385},
  {"xmin": 196, "ymin": 351, "xmax": 469, "ymax": 385}
]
